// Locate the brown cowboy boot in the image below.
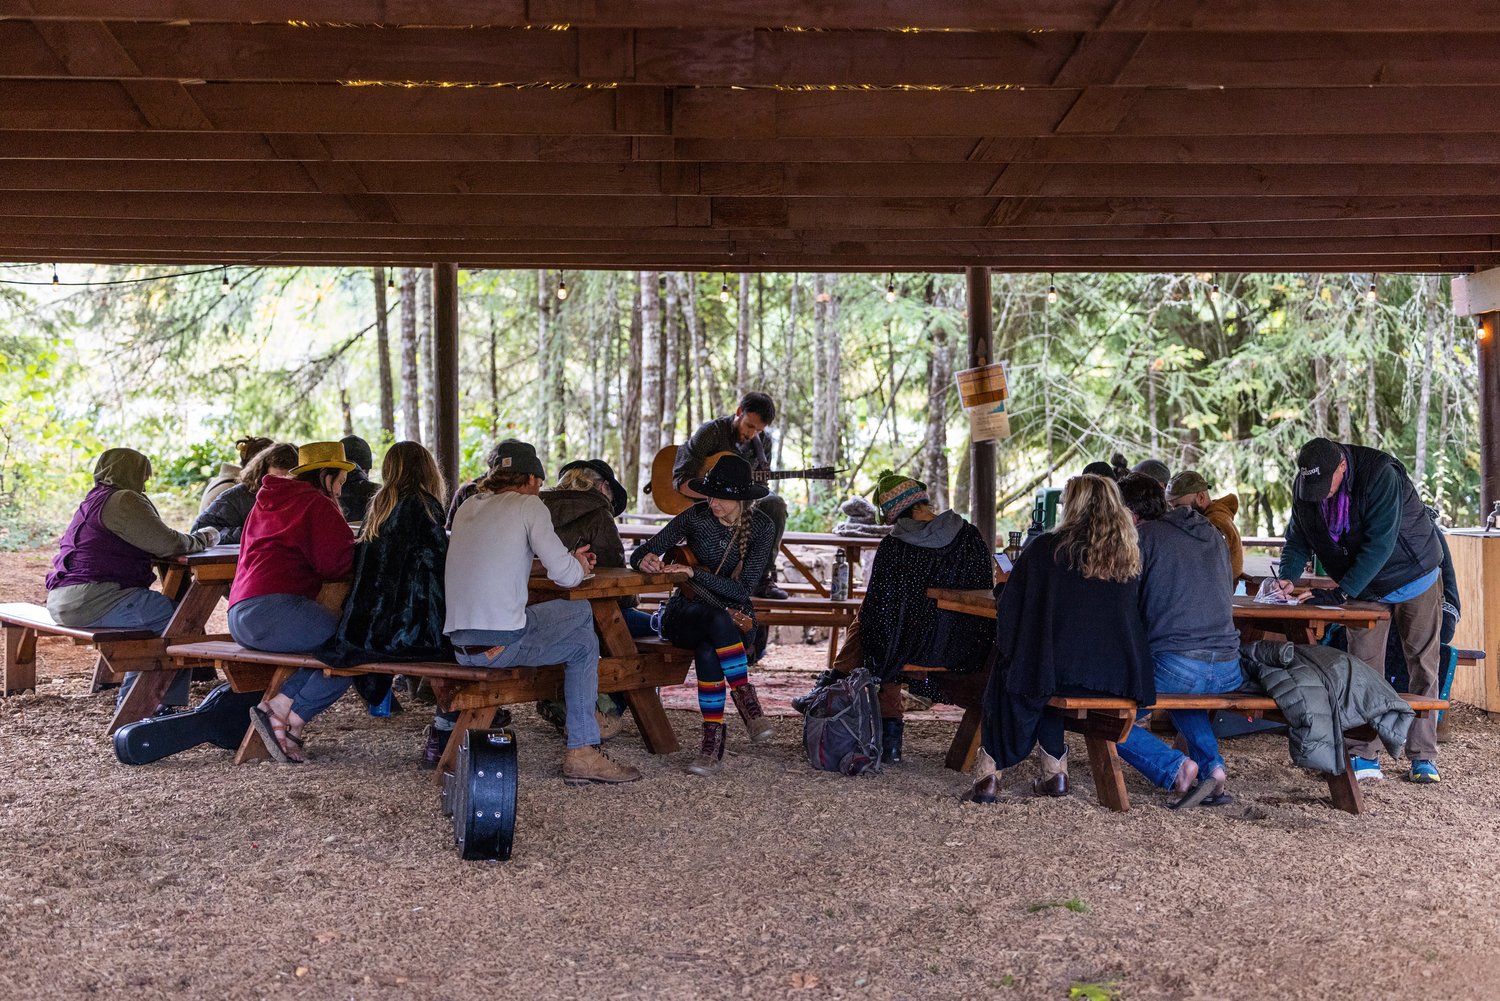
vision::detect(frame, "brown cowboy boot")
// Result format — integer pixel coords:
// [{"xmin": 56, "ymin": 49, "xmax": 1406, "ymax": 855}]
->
[
  {"xmin": 686, "ymin": 722, "xmax": 728, "ymax": 776},
  {"xmin": 729, "ymin": 683, "xmax": 775, "ymax": 744}
]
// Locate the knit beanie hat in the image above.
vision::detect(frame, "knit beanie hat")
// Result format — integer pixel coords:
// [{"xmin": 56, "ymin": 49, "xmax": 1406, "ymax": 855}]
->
[
  {"xmin": 872, "ymin": 470, "xmax": 930, "ymax": 524},
  {"xmin": 839, "ymin": 497, "xmax": 879, "ymax": 524}
]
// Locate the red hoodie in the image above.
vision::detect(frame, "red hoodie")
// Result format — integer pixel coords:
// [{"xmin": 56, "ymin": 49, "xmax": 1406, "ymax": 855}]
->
[{"xmin": 229, "ymin": 476, "xmax": 354, "ymax": 607}]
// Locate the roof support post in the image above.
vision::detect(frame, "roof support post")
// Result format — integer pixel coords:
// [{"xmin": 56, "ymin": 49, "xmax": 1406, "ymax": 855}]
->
[
  {"xmin": 966, "ymin": 266, "xmax": 996, "ymax": 548},
  {"xmin": 433, "ymin": 262, "xmax": 461, "ymax": 494}
]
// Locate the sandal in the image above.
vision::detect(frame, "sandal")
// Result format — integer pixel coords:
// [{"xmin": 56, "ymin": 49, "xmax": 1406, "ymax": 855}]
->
[{"xmin": 249, "ymin": 704, "xmax": 306, "ymax": 764}]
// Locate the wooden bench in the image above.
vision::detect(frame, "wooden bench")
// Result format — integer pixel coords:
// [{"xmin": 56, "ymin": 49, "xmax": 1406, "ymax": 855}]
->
[
  {"xmin": 165, "ymin": 636, "xmax": 693, "ymax": 780},
  {"xmin": 0, "ymin": 601, "xmax": 162, "ymax": 696},
  {"xmin": 1048, "ymin": 691, "xmax": 1448, "ymax": 815},
  {"xmin": 752, "ymin": 596, "xmax": 861, "ymax": 665},
  {"xmin": 899, "ymin": 663, "xmax": 988, "ymax": 771}
]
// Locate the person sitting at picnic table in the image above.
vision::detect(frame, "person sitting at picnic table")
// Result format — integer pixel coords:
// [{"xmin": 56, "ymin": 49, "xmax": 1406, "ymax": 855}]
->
[
  {"xmin": 338, "ymin": 434, "xmax": 380, "ymax": 522},
  {"xmin": 534, "ymin": 457, "xmax": 644, "ymax": 738},
  {"xmin": 198, "ymin": 435, "xmax": 273, "ymax": 514},
  {"xmin": 1131, "ymin": 458, "xmax": 1171, "ymax": 487},
  {"xmin": 190, "ymin": 442, "xmax": 298, "ymax": 545},
  {"xmin": 802, "ymin": 472, "xmax": 996, "ymax": 764},
  {"xmin": 46, "ymin": 447, "xmax": 220, "ymax": 712},
  {"xmin": 1264, "ymin": 437, "xmax": 1446, "ymax": 784},
  {"xmin": 228, "ymin": 441, "xmax": 357, "ymax": 763},
  {"xmin": 967, "ymin": 474, "xmax": 1155, "ymax": 804},
  {"xmin": 439, "ymin": 440, "xmax": 640, "ymax": 786},
  {"xmin": 631, "ymin": 454, "xmax": 777, "ymax": 776},
  {"xmin": 1115, "ymin": 473, "xmax": 1242, "ymax": 807},
  {"xmin": 444, "ymin": 438, "xmax": 518, "ymax": 530},
  {"xmin": 1166, "ymin": 469, "xmax": 1244, "ymax": 586},
  {"xmin": 317, "ymin": 442, "xmax": 452, "ymax": 730}
]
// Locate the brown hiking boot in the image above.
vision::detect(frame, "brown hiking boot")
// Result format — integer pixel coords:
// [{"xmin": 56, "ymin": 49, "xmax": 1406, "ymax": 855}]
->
[
  {"xmin": 562, "ymin": 744, "xmax": 641, "ymax": 786},
  {"xmin": 730, "ymin": 683, "xmax": 775, "ymax": 744},
  {"xmin": 686, "ymin": 722, "xmax": 728, "ymax": 777}
]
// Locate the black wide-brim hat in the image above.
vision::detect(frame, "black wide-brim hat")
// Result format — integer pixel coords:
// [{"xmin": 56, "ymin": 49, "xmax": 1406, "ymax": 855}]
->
[
  {"xmin": 559, "ymin": 458, "xmax": 629, "ymax": 517},
  {"xmin": 688, "ymin": 453, "xmax": 770, "ymax": 502}
]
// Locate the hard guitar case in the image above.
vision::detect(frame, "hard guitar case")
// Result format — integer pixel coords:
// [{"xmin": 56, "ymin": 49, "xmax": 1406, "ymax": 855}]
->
[
  {"xmin": 113, "ymin": 682, "xmax": 262, "ymax": 765},
  {"xmin": 441, "ymin": 728, "xmax": 518, "ymax": 861}
]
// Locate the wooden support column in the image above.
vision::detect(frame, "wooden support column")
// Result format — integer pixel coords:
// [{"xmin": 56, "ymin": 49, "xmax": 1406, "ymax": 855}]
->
[
  {"xmin": 966, "ymin": 266, "xmax": 996, "ymax": 548},
  {"xmin": 1481, "ymin": 315, "xmax": 1500, "ymax": 518},
  {"xmin": 432, "ymin": 263, "xmax": 461, "ymax": 494}
]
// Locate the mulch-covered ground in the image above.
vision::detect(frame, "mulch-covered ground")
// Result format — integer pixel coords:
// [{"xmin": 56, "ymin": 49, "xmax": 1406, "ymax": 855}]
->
[{"xmin": 3, "ymin": 548, "xmax": 1498, "ymax": 1001}]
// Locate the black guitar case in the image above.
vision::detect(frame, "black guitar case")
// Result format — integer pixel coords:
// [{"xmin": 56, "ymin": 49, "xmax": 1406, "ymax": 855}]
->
[
  {"xmin": 440, "ymin": 728, "xmax": 518, "ymax": 861},
  {"xmin": 112, "ymin": 683, "xmax": 261, "ymax": 765}
]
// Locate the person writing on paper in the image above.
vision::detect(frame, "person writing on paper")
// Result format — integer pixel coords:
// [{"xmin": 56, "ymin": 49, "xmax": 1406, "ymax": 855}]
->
[{"xmin": 1265, "ymin": 437, "xmax": 1445, "ymax": 784}]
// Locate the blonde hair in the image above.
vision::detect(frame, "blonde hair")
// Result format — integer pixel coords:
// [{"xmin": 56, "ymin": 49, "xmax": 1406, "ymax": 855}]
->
[
  {"xmin": 556, "ymin": 466, "xmax": 604, "ymax": 494},
  {"xmin": 1052, "ymin": 474, "xmax": 1141, "ymax": 583},
  {"xmin": 362, "ymin": 441, "xmax": 447, "ymax": 541}
]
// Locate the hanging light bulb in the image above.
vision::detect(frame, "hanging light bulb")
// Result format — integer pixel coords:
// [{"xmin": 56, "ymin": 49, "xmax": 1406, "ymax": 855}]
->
[
  {"xmin": 1477, "ymin": 316, "xmax": 1490, "ymax": 342},
  {"xmin": 556, "ymin": 273, "xmax": 569, "ymax": 300},
  {"xmin": 1046, "ymin": 284, "xmax": 1058, "ymax": 305},
  {"xmin": 387, "ymin": 273, "xmax": 395, "ymax": 291},
  {"xmin": 51, "ymin": 264, "xmax": 59, "ymax": 286},
  {"xmin": 1366, "ymin": 281, "xmax": 1378, "ymax": 303},
  {"xmin": 719, "ymin": 272, "xmax": 731, "ymax": 303},
  {"xmin": 1209, "ymin": 283, "xmax": 1221, "ymax": 304},
  {"xmin": 220, "ymin": 267, "xmax": 231, "ymax": 295},
  {"xmin": 885, "ymin": 274, "xmax": 897, "ymax": 302}
]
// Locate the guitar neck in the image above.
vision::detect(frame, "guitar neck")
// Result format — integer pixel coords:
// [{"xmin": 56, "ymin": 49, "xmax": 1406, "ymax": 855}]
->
[{"xmin": 758, "ymin": 468, "xmax": 836, "ymax": 481}]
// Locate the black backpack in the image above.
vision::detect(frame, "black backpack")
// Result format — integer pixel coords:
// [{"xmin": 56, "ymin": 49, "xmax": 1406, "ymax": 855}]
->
[{"xmin": 798, "ymin": 667, "xmax": 882, "ymax": 775}]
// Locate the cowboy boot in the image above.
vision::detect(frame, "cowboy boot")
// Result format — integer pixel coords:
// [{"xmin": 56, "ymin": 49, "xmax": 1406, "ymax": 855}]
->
[
  {"xmin": 1031, "ymin": 747, "xmax": 1069, "ymax": 797},
  {"xmin": 686, "ymin": 722, "xmax": 728, "ymax": 777},
  {"xmin": 729, "ymin": 684, "xmax": 775, "ymax": 744}
]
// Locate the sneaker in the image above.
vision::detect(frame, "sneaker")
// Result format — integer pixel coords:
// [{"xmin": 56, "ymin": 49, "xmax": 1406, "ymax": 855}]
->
[
  {"xmin": 1408, "ymin": 760, "xmax": 1441, "ymax": 784},
  {"xmin": 562, "ymin": 745, "xmax": 642, "ymax": 785},
  {"xmin": 1351, "ymin": 755, "xmax": 1383, "ymax": 781}
]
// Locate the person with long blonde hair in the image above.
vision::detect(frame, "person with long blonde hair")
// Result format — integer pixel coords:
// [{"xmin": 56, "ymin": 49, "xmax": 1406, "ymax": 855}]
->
[{"xmin": 970, "ymin": 474, "xmax": 1155, "ymax": 803}]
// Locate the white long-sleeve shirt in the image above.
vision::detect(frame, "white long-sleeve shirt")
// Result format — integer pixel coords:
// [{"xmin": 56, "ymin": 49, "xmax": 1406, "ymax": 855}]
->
[{"xmin": 444, "ymin": 490, "xmax": 583, "ymax": 635}]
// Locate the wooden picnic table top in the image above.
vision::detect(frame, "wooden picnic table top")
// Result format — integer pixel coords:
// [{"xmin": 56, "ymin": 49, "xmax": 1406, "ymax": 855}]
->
[
  {"xmin": 528, "ymin": 566, "xmax": 685, "ymax": 601},
  {"xmin": 163, "ymin": 544, "xmax": 241, "ymax": 566},
  {"xmin": 616, "ymin": 523, "xmax": 884, "ymax": 549},
  {"xmin": 927, "ymin": 587, "xmax": 1390, "ymax": 627}
]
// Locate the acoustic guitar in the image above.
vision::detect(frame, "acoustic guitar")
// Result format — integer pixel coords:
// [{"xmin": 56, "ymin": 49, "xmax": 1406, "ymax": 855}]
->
[{"xmin": 647, "ymin": 444, "xmax": 838, "ymax": 516}]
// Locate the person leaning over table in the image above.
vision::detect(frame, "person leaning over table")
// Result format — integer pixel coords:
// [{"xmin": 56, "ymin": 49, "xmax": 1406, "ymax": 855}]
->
[
  {"xmin": 1264, "ymin": 437, "xmax": 1445, "ymax": 784},
  {"xmin": 228, "ymin": 441, "xmax": 357, "ymax": 764},
  {"xmin": 198, "ymin": 434, "xmax": 274, "ymax": 514},
  {"xmin": 46, "ymin": 447, "xmax": 220, "ymax": 713},
  {"xmin": 438, "ymin": 439, "xmax": 641, "ymax": 786},
  {"xmin": 191, "ymin": 442, "xmax": 298, "ymax": 546},
  {"xmin": 631, "ymin": 454, "xmax": 778, "ymax": 777},
  {"xmin": 965, "ymin": 473, "xmax": 1155, "ymax": 805}
]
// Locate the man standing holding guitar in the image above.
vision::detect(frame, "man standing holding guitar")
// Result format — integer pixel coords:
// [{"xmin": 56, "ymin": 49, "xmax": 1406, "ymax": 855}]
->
[{"xmin": 670, "ymin": 392, "xmax": 789, "ymax": 599}]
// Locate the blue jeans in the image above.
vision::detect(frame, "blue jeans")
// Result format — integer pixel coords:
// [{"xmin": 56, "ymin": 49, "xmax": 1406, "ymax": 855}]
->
[
  {"xmin": 1117, "ymin": 652, "xmax": 1244, "ymax": 790},
  {"xmin": 448, "ymin": 600, "xmax": 601, "ymax": 749},
  {"xmin": 229, "ymin": 593, "xmax": 350, "ymax": 723},
  {"xmin": 92, "ymin": 588, "xmax": 188, "ymax": 708}
]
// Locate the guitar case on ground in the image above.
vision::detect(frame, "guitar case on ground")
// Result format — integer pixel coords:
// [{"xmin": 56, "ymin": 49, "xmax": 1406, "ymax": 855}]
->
[
  {"xmin": 113, "ymin": 682, "xmax": 262, "ymax": 765},
  {"xmin": 441, "ymin": 728, "xmax": 518, "ymax": 861}
]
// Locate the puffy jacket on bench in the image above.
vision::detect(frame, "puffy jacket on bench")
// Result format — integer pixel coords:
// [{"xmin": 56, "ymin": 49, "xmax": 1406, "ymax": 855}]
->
[{"xmin": 1239, "ymin": 640, "xmax": 1414, "ymax": 775}]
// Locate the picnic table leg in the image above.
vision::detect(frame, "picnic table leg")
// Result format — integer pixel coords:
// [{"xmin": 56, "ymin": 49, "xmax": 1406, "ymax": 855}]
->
[
  {"xmin": 433, "ymin": 706, "xmax": 499, "ymax": 785},
  {"xmin": 780, "ymin": 545, "xmax": 829, "ymax": 597},
  {"xmin": 233, "ymin": 666, "xmax": 293, "ymax": 764},
  {"xmin": 621, "ymin": 688, "xmax": 680, "ymax": 754},
  {"xmin": 1326, "ymin": 752, "xmax": 1366, "ymax": 815},
  {"xmin": 945, "ymin": 706, "xmax": 983, "ymax": 772},
  {"xmin": 90, "ymin": 653, "xmax": 124, "ymax": 693},
  {"xmin": 3, "ymin": 625, "xmax": 38, "ymax": 695},
  {"xmin": 107, "ymin": 667, "xmax": 179, "ymax": 735},
  {"xmin": 1084, "ymin": 735, "xmax": 1131, "ymax": 812}
]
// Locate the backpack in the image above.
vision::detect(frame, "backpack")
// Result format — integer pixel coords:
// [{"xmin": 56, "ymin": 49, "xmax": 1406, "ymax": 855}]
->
[{"xmin": 799, "ymin": 667, "xmax": 882, "ymax": 775}]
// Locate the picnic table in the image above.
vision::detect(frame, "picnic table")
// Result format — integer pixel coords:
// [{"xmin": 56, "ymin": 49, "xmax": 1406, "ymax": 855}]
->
[
  {"xmin": 617, "ymin": 523, "xmax": 882, "ymax": 597},
  {"xmin": 927, "ymin": 588, "xmax": 1389, "ymax": 644}
]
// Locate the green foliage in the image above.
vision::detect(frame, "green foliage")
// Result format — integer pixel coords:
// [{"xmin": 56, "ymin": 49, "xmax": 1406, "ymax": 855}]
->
[
  {"xmin": 1068, "ymin": 982, "xmax": 1121, "ymax": 1001},
  {"xmin": 1026, "ymin": 898, "xmax": 1089, "ymax": 914}
]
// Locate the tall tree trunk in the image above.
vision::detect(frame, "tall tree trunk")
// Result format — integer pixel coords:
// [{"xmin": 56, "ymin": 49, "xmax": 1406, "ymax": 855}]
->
[
  {"xmin": 735, "ymin": 273, "xmax": 751, "ymax": 399},
  {"xmin": 398, "ymin": 267, "xmax": 421, "ymax": 442},
  {"xmin": 418, "ymin": 268, "xmax": 436, "ymax": 449},
  {"xmin": 621, "ymin": 278, "xmax": 642, "ymax": 493},
  {"xmin": 1364, "ymin": 358, "xmax": 1379, "ymax": 444},
  {"xmin": 953, "ymin": 433, "xmax": 972, "ymax": 516},
  {"xmin": 924, "ymin": 295, "xmax": 954, "ymax": 510},
  {"xmin": 535, "ymin": 269, "xmax": 553, "ymax": 468},
  {"xmin": 488, "ymin": 312, "xmax": 499, "ymax": 435},
  {"xmin": 340, "ymin": 387, "xmax": 354, "ymax": 437},
  {"xmin": 779, "ymin": 277, "xmax": 798, "ymax": 468},
  {"xmin": 1336, "ymin": 361, "xmax": 1353, "ymax": 440},
  {"xmin": 674, "ymin": 273, "xmax": 694, "ymax": 434},
  {"xmin": 1311, "ymin": 356, "xmax": 1330, "ymax": 435},
  {"xmin": 811, "ymin": 273, "xmax": 840, "ymax": 503},
  {"xmin": 755, "ymin": 274, "xmax": 765, "ymax": 390},
  {"xmin": 372, "ymin": 267, "xmax": 395, "ymax": 437},
  {"xmin": 682, "ymin": 274, "xmax": 706, "ymax": 424},
  {"xmin": 661, "ymin": 273, "xmax": 677, "ymax": 445},
  {"xmin": 551, "ymin": 286, "xmax": 567, "ymax": 464},
  {"xmin": 1414, "ymin": 275, "xmax": 1441, "ymax": 483},
  {"xmin": 637, "ymin": 271, "xmax": 662, "ymax": 510}
]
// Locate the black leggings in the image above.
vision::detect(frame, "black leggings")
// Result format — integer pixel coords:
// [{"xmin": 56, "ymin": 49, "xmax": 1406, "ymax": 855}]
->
[{"xmin": 661, "ymin": 600, "xmax": 749, "ymax": 683}]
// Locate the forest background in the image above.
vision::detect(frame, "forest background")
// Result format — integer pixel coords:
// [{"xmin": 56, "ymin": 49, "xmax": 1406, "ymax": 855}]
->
[{"xmin": 0, "ymin": 265, "xmax": 1482, "ymax": 550}]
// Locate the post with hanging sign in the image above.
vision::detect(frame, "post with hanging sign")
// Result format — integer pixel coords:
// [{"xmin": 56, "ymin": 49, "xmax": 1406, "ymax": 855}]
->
[{"xmin": 966, "ymin": 267, "xmax": 996, "ymax": 548}]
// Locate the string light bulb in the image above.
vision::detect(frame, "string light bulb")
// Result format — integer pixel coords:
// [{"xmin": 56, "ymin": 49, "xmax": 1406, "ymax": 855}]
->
[
  {"xmin": 1366, "ymin": 281, "xmax": 1378, "ymax": 303},
  {"xmin": 51, "ymin": 264, "xmax": 59, "ymax": 286},
  {"xmin": 1209, "ymin": 283, "xmax": 1221, "ymax": 304},
  {"xmin": 1046, "ymin": 284, "xmax": 1059, "ymax": 305},
  {"xmin": 885, "ymin": 275, "xmax": 897, "ymax": 302},
  {"xmin": 387, "ymin": 273, "xmax": 395, "ymax": 290},
  {"xmin": 719, "ymin": 273, "xmax": 731, "ymax": 303},
  {"xmin": 220, "ymin": 267, "xmax": 230, "ymax": 295},
  {"xmin": 555, "ymin": 271, "xmax": 568, "ymax": 300},
  {"xmin": 1478, "ymin": 317, "xmax": 1491, "ymax": 342}
]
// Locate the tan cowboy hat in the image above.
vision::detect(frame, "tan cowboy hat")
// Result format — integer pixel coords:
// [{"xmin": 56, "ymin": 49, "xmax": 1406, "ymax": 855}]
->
[{"xmin": 290, "ymin": 441, "xmax": 356, "ymax": 477}]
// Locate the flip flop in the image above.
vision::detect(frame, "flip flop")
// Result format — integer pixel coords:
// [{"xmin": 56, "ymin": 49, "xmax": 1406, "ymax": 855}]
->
[
  {"xmin": 249, "ymin": 705, "xmax": 291, "ymax": 764},
  {"xmin": 1168, "ymin": 779, "xmax": 1217, "ymax": 811},
  {"xmin": 1202, "ymin": 791, "xmax": 1234, "ymax": 807}
]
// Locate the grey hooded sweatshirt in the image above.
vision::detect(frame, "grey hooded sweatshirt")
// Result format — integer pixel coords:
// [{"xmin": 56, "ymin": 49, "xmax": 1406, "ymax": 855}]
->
[
  {"xmin": 1136, "ymin": 506, "xmax": 1240, "ymax": 660},
  {"xmin": 47, "ymin": 448, "xmax": 218, "ymax": 625}
]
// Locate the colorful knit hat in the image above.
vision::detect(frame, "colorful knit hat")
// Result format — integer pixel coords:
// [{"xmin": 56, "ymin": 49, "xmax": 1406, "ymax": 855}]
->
[{"xmin": 872, "ymin": 470, "xmax": 930, "ymax": 524}]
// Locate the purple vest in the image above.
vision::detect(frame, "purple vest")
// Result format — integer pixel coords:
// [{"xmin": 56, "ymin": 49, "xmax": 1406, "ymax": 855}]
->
[{"xmin": 46, "ymin": 484, "xmax": 155, "ymax": 592}]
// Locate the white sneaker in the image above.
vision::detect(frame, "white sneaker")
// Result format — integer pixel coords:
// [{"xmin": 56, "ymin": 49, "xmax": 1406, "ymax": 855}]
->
[{"xmin": 1351, "ymin": 755, "xmax": 1383, "ymax": 781}]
